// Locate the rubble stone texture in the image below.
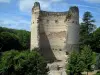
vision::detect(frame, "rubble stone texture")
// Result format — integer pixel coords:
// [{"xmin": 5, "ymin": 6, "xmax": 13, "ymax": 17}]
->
[{"xmin": 31, "ymin": 2, "xmax": 79, "ymax": 75}]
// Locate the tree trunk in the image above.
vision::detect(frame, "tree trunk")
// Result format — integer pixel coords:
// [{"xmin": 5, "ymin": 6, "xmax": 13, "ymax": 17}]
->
[{"xmin": 87, "ymin": 71, "xmax": 88, "ymax": 75}]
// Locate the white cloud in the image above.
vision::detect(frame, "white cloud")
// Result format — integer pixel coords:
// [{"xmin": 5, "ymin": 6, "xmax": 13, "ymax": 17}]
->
[
  {"xmin": 0, "ymin": 0, "xmax": 11, "ymax": 3},
  {"xmin": 19, "ymin": 0, "xmax": 64, "ymax": 12},
  {"xmin": 83, "ymin": 0, "xmax": 100, "ymax": 3}
]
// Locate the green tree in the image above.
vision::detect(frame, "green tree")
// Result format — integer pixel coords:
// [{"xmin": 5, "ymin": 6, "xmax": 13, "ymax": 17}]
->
[
  {"xmin": 0, "ymin": 49, "xmax": 48, "ymax": 75},
  {"xmin": 90, "ymin": 27, "xmax": 100, "ymax": 52},
  {"xmin": 95, "ymin": 71, "xmax": 100, "ymax": 75},
  {"xmin": 80, "ymin": 11, "xmax": 96, "ymax": 48},
  {"xmin": 67, "ymin": 46, "xmax": 96, "ymax": 75},
  {"xmin": 0, "ymin": 27, "xmax": 30, "ymax": 50},
  {"xmin": 0, "ymin": 32, "xmax": 22, "ymax": 51},
  {"xmin": 67, "ymin": 51, "xmax": 84, "ymax": 75},
  {"xmin": 81, "ymin": 45, "xmax": 95, "ymax": 75},
  {"xmin": 16, "ymin": 30, "xmax": 30, "ymax": 49}
]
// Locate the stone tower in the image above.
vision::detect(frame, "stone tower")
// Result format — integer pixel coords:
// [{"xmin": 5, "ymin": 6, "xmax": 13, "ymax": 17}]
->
[{"xmin": 31, "ymin": 2, "xmax": 79, "ymax": 75}]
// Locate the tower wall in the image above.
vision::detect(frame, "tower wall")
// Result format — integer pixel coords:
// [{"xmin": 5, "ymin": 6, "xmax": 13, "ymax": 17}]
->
[
  {"xmin": 66, "ymin": 6, "xmax": 79, "ymax": 52},
  {"xmin": 39, "ymin": 12, "xmax": 67, "ymax": 60},
  {"xmin": 31, "ymin": 2, "xmax": 79, "ymax": 75},
  {"xmin": 31, "ymin": 3, "xmax": 79, "ymax": 58},
  {"xmin": 31, "ymin": 2, "xmax": 40, "ymax": 50}
]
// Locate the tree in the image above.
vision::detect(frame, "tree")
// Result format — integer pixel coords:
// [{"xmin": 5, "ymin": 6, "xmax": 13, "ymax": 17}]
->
[
  {"xmin": 90, "ymin": 27, "xmax": 100, "ymax": 52},
  {"xmin": 81, "ymin": 45, "xmax": 96, "ymax": 75},
  {"xmin": 67, "ymin": 51, "xmax": 84, "ymax": 75},
  {"xmin": 80, "ymin": 11, "xmax": 96, "ymax": 48},
  {"xmin": 67, "ymin": 46, "xmax": 96, "ymax": 75},
  {"xmin": 16, "ymin": 30, "xmax": 30, "ymax": 49},
  {"xmin": 95, "ymin": 53, "xmax": 100, "ymax": 69},
  {"xmin": 0, "ymin": 50, "xmax": 48, "ymax": 75},
  {"xmin": 0, "ymin": 32, "xmax": 22, "ymax": 51},
  {"xmin": 0, "ymin": 27, "xmax": 30, "ymax": 50}
]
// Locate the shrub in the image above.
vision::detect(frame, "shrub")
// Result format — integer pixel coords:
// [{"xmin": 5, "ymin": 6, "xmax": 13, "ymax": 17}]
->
[
  {"xmin": 0, "ymin": 50, "xmax": 48, "ymax": 75},
  {"xmin": 95, "ymin": 71, "xmax": 100, "ymax": 75}
]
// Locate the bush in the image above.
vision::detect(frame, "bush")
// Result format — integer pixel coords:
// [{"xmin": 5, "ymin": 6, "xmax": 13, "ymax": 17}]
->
[
  {"xmin": 0, "ymin": 50, "xmax": 48, "ymax": 75},
  {"xmin": 95, "ymin": 71, "xmax": 100, "ymax": 75}
]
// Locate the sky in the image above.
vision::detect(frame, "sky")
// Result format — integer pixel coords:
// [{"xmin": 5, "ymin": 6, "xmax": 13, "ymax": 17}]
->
[{"xmin": 0, "ymin": 0, "xmax": 100, "ymax": 31}]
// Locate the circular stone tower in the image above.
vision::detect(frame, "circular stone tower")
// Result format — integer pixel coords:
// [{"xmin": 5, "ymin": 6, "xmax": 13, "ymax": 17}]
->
[
  {"xmin": 31, "ymin": 2, "xmax": 79, "ymax": 75},
  {"xmin": 66, "ymin": 6, "xmax": 79, "ymax": 53}
]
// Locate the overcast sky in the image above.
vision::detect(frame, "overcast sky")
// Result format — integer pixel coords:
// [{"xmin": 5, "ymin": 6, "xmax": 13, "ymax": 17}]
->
[{"xmin": 0, "ymin": 0, "xmax": 100, "ymax": 31}]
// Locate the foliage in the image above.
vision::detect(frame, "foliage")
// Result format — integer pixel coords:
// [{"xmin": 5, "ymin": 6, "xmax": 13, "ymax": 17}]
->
[
  {"xmin": 80, "ymin": 11, "xmax": 96, "ymax": 49},
  {"xmin": 81, "ymin": 45, "xmax": 96, "ymax": 74},
  {"xmin": 0, "ymin": 50, "xmax": 48, "ymax": 75},
  {"xmin": 67, "ymin": 51, "xmax": 84, "ymax": 75},
  {"xmin": 81, "ymin": 11, "xmax": 96, "ymax": 34},
  {"xmin": 0, "ymin": 32, "xmax": 22, "ymax": 51},
  {"xmin": 0, "ymin": 27, "xmax": 30, "ymax": 51},
  {"xmin": 67, "ymin": 46, "xmax": 96, "ymax": 75},
  {"xmin": 79, "ymin": 11, "xmax": 100, "ymax": 72},
  {"xmin": 95, "ymin": 71, "xmax": 100, "ymax": 75},
  {"xmin": 90, "ymin": 27, "xmax": 100, "ymax": 52},
  {"xmin": 15, "ymin": 30, "xmax": 30, "ymax": 49},
  {"xmin": 0, "ymin": 27, "xmax": 16, "ymax": 34}
]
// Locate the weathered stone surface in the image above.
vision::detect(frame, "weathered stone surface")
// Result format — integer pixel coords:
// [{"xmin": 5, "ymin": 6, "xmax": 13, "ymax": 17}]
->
[{"xmin": 31, "ymin": 2, "xmax": 79, "ymax": 75}]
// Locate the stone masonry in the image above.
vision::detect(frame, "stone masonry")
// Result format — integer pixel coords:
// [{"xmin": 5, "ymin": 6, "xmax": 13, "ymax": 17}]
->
[{"xmin": 31, "ymin": 2, "xmax": 79, "ymax": 75}]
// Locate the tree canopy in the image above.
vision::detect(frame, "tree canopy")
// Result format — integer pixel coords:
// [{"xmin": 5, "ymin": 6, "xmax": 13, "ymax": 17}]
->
[
  {"xmin": 90, "ymin": 27, "xmax": 100, "ymax": 52},
  {"xmin": 80, "ymin": 11, "xmax": 96, "ymax": 49},
  {"xmin": 67, "ymin": 51, "xmax": 84, "ymax": 75},
  {"xmin": 0, "ymin": 27, "xmax": 30, "ymax": 52},
  {"xmin": 67, "ymin": 46, "xmax": 96, "ymax": 75},
  {"xmin": 0, "ymin": 50, "xmax": 48, "ymax": 75},
  {"xmin": 0, "ymin": 32, "xmax": 21, "ymax": 51}
]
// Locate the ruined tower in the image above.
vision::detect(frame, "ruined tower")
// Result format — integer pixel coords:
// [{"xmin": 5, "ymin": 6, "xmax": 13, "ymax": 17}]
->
[{"xmin": 31, "ymin": 2, "xmax": 79, "ymax": 75}]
